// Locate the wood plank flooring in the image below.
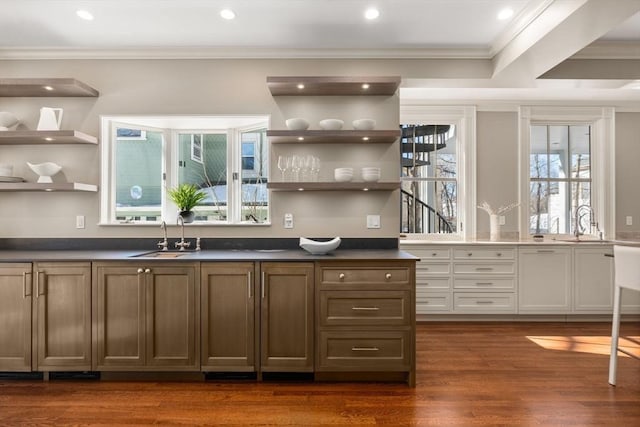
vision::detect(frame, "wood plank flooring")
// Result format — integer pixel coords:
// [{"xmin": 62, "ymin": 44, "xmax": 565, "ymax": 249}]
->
[{"xmin": 1, "ymin": 322, "xmax": 638, "ymax": 426}]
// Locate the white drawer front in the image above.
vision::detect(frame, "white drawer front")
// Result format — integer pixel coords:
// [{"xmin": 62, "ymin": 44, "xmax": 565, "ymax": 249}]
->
[
  {"xmin": 453, "ymin": 248, "xmax": 515, "ymax": 260},
  {"xmin": 453, "ymin": 262, "xmax": 515, "ymax": 275},
  {"xmin": 417, "ymin": 277, "xmax": 451, "ymax": 290},
  {"xmin": 416, "ymin": 262, "xmax": 450, "ymax": 275},
  {"xmin": 405, "ymin": 248, "xmax": 451, "ymax": 260},
  {"xmin": 453, "ymin": 293, "xmax": 516, "ymax": 312},
  {"xmin": 453, "ymin": 278, "xmax": 515, "ymax": 290},
  {"xmin": 416, "ymin": 292, "xmax": 451, "ymax": 313}
]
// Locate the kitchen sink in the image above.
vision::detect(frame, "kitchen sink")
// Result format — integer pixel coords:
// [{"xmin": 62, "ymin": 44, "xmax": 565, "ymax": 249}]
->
[{"xmin": 132, "ymin": 250, "xmax": 196, "ymax": 258}]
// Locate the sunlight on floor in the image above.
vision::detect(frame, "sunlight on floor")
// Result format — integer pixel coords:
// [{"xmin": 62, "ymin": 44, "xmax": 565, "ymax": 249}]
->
[{"xmin": 526, "ymin": 335, "xmax": 640, "ymax": 357}]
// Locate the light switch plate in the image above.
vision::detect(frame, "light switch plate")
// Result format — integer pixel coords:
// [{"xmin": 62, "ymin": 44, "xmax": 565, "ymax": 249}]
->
[
  {"xmin": 626, "ymin": 216, "xmax": 633, "ymax": 226},
  {"xmin": 284, "ymin": 213, "xmax": 294, "ymax": 229},
  {"xmin": 76, "ymin": 215, "xmax": 85, "ymax": 229},
  {"xmin": 367, "ymin": 215, "xmax": 381, "ymax": 229}
]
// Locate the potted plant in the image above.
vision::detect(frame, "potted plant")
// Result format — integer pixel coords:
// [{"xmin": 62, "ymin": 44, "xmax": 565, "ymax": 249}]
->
[{"xmin": 167, "ymin": 183, "xmax": 206, "ymax": 223}]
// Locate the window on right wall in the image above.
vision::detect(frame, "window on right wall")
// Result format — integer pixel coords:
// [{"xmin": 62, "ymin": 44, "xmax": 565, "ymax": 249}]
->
[{"xmin": 519, "ymin": 107, "xmax": 615, "ymax": 240}]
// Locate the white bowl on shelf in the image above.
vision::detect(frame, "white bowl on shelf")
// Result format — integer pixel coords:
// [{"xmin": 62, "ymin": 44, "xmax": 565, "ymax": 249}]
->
[
  {"xmin": 334, "ymin": 167, "xmax": 354, "ymax": 182},
  {"xmin": 352, "ymin": 119, "xmax": 376, "ymax": 130},
  {"xmin": 0, "ymin": 111, "xmax": 19, "ymax": 131},
  {"xmin": 285, "ymin": 118, "xmax": 310, "ymax": 131},
  {"xmin": 319, "ymin": 119, "xmax": 344, "ymax": 130},
  {"xmin": 299, "ymin": 237, "xmax": 341, "ymax": 255},
  {"xmin": 27, "ymin": 161, "xmax": 62, "ymax": 183}
]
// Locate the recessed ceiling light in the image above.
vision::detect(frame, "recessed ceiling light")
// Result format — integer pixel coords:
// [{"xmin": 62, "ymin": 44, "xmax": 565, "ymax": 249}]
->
[
  {"xmin": 497, "ymin": 8, "xmax": 514, "ymax": 20},
  {"xmin": 220, "ymin": 9, "xmax": 236, "ymax": 20},
  {"xmin": 362, "ymin": 83, "xmax": 370, "ymax": 90},
  {"xmin": 297, "ymin": 84, "xmax": 305, "ymax": 90},
  {"xmin": 76, "ymin": 10, "xmax": 94, "ymax": 21},
  {"xmin": 43, "ymin": 86, "xmax": 54, "ymax": 91},
  {"xmin": 364, "ymin": 8, "xmax": 380, "ymax": 20}
]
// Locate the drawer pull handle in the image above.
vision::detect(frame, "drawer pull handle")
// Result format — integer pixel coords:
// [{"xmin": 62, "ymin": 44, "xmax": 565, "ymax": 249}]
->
[
  {"xmin": 247, "ymin": 271, "xmax": 252, "ymax": 299},
  {"xmin": 467, "ymin": 253, "xmax": 473, "ymax": 257},
  {"xmin": 475, "ymin": 267, "xmax": 494, "ymax": 271},
  {"xmin": 23, "ymin": 272, "xmax": 32, "ymax": 298},
  {"xmin": 496, "ymin": 253, "xmax": 502, "ymax": 257},
  {"xmin": 537, "ymin": 250, "xmax": 555, "ymax": 253},
  {"xmin": 476, "ymin": 282, "xmax": 494, "ymax": 286},
  {"xmin": 385, "ymin": 273, "xmax": 392, "ymax": 280},
  {"xmin": 339, "ymin": 273, "xmax": 345, "ymax": 280},
  {"xmin": 476, "ymin": 300, "xmax": 494, "ymax": 304},
  {"xmin": 351, "ymin": 347, "xmax": 379, "ymax": 352},
  {"xmin": 432, "ymin": 253, "xmax": 437, "ymax": 257},
  {"xmin": 351, "ymin": 306, "xmax": 380, "ymax": 311},
  {"xmin": 137, "ymin": 268, "xmax": 144, "ymax": 274},
  {"xmin": 144, "ymin": 268, "xmax": 151, "ymax": 274}
]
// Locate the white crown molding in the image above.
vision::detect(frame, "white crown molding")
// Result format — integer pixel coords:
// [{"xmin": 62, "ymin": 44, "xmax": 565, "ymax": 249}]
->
[
  {"xmin": 571, "ymin": 41, "xmax": 640, "ymax": 59},
  {"xmin": 0, "ymin": 46, "xmax": 493, "ymax": 60}
]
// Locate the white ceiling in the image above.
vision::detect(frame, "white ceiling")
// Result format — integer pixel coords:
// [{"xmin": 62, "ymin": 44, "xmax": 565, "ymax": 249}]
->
[{"xmin": 1, "ymin": 0, "xmax": 639, "ymax": 103}]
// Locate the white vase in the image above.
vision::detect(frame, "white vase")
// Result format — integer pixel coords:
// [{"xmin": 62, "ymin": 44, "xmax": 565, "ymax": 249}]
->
[{"xmin": 490, "ymin": 214, "xmax": 501, "ymax": 242}]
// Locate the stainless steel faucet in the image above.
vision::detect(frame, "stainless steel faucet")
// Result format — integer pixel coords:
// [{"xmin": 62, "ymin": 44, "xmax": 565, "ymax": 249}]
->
[
  {"xmin": 175, "ymin": 216, "xmax": 191, "ymax": 251},
  {"xmin": 574, "ymin": 204, "xmax": 601, "ymax": 240},
  {"xmin": 157, "ymin": 221, "xmax": 169, "ymax": 251}
]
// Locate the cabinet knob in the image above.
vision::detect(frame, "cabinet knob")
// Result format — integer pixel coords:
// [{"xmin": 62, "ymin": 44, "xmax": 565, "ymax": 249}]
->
[
  {"xmin": 468, "ymin": 252, "xmax": 473, "ymax": 257},
  {"xmin": 137, "ymin": 268, "xmax": 144, "ymax": 274},
  {"xmin": 497, "ymin": 252, "xmax": 502, "ymax": 257},
  {"xmin": 144, "ymin": 268, "xmax": 151, "ymax": 274},
  {"xmin": 385, "ymin": 273, "xmax": 392, "ymax": 280},
  {"xmin": 339, "ymin": 273, "xmax": 345, "ymax": 280},
  {"xmin": 432, "ymin": 253, "xmax": 437, "ymax": 257}
]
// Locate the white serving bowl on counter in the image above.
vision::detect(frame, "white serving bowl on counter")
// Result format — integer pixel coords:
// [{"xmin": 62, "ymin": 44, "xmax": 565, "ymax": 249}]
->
[
  {"xmin": 334, "ymin": 167, "xmax": 354, "ymax": 182},
  {"xmin": 352, "ymin": 118, "xmax": 376, "ymax": 130},
  {"xmin": 319, "ymin": 119, "xmax": 344, "ymax": 130},
  {"xmin": 299, "ymin": 237, "xmax": 341, "ymax": 255},
  {"xmin": 285, "ymin": 118, "xmax": 310, "ymax": 131}
]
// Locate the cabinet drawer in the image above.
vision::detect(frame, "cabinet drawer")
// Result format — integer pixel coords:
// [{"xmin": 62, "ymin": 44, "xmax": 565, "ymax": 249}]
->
[
  {"xmin": 453, "ymin": 293, "xmax": 516, "ymax": 312},
  {"xmin": 453, "ymin": 248, "xmax": 515, "ymax": 260},
  {"xmin": 416, "ymin": 262, "xmax": 450, "ymax": 275},
  {"xmin": 319, "ymin": 290, "xmax": 410, "ymax": 326},
  {"xmin": 453, "ymin": 262, "xmax": 515, "ymax": 275},
  {"xmin": 317, "ymin": 330, "xmax": 411, "ymax": 371},
  {"xmin": 453, "ymin": 278, "xmax": 515, "ymax": 290},
  {"xmin": 320, "ymin": 267, "xmax": 409, "ymax": 285},
  {"xmin": 416, "ymin": 292, "xmax": 451, "ymax": 313},
  {"xmin": 416, "ymin": 276, "xmax": 451, "ymax": 290},
  {"xmin": 405, "ymin": 248, "xmax": 451, "ymax": 260}
]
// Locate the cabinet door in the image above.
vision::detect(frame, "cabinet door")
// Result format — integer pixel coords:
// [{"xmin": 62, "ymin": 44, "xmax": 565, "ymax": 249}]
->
[
  {"xmin": 201, "ymin": 263, "xmax": 256, "ymax": 371},
  {"xmin": 574, "ymin": 248, "xmax": 613, "ymax": 312},
  {"xmin": 260, "ymin": 262, "xmax": 314, "ymax": 372},
  {"xmin": 0, "ymin": 264, "xmax": 32, "ymax": 371},
  {"xmin": 146, "ymin": 265, "xmax": 199, "ymax": 369},
  {"xmin": 518, "ymin": 248, "xmax": 572, "ymax": 313},
  {"xmin": 34, "ymin": 263, "xmax": 91, "ymax": 371},
  {"xmin": 93, "ymin": 264, "xmax": 146, "ymax": 369}
]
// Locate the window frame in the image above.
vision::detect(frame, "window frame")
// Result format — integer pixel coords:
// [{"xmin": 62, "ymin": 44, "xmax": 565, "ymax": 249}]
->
[
  {"xmin": 518, "ymin": 106, "xmax": 615, "ymax": 240},
  {"xmin": 190, "ymin": 134, "xmax": 203, "ymax": 164}
]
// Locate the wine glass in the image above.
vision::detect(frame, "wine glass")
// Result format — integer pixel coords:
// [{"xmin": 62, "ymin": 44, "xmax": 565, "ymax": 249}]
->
[
  {"xmin": 277, "ymin": 155, "xmax": 290, "ymax": 181},
  {"xmin": 291, "ymin": 155, "xmax": 303, "ymax": 182}
]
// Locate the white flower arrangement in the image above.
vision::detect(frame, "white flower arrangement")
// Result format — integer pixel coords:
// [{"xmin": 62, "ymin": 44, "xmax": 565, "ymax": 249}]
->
[{"xmin": 477, "ymin": 201, "xmax": 519, "ymax": 216}]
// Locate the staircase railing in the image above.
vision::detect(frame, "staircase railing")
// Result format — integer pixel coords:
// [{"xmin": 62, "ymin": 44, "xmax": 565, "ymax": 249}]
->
[{"xmin": 401, "ymin": 189, "xmax": 453, "ymax": 234}]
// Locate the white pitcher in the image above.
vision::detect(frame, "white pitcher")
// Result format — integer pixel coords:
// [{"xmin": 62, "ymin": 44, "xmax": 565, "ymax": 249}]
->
[{"xmin": 37, "ymin": 107, "xmax": 63, "ymax": 131}]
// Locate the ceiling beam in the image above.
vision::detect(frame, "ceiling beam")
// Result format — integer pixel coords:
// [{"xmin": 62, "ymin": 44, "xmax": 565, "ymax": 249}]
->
[{"xmin": 492, "ymin": 0, "xmax": 640, "ymax": 83}]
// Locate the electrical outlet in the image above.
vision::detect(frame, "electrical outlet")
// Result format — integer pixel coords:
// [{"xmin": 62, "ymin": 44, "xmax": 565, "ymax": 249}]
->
[
  {"xmin": 76, "ymin": 215, "xmax": 85, "ymax": 229},
  {"xmin": 499, "ymin": 215, "xmax": 506, "ymax": 226},
  {"xmin": 367, "ymin": 215, "xmax": 381, "ymax": 229},
  {"xmin": 626, "ymin": 216, "xmax": 633, "ymax": 226},
  {"xmin": 284, "ymin": 213, "xmax": 294, "ymax": 229}
]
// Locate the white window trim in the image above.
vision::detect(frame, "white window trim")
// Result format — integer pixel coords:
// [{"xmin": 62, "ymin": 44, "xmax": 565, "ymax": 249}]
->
[
  {"xmin": 190, "ymin": 134, "xmax": 203, "ymax": 163},
  {"xmin": 399, "ymin": 105, "xmax": 477, "ymax": 241},
  {"xmin": 518, "ymin": 106, "xmax": 615, "ymax": 240}
]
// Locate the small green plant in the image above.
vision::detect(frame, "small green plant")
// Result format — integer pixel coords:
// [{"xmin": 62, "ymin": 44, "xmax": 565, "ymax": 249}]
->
[{"xmin": 167, "ymin": 183, "xmax": 206, "ymax": 212}]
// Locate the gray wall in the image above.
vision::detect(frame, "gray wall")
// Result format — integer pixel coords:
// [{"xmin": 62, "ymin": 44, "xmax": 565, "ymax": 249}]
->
[{"xmin": 615, "ymin": 112, "xmax": 640, "ymax": 240}]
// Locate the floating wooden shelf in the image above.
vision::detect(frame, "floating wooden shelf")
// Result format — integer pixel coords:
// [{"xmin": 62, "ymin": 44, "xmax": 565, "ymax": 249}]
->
[
  {"xmin": 267, "ymin": 76, "xmax": 401, "ymax": 96},
  {"xmin": 0, "ymin": 182, "xmax": 98, "ymax": 192},
  {"xmin": 267, "ymin": 130, "xmax": 400, "ymax": 144},
  {"xmin": 267, "ymin": 182, "xmax": 400, "ymax": 191},
  {"xmin": 0, "ymin": 130, "xmax": 98, "ymax": 145},
  {"xmin": 0, "ymin": 78, "xmax": 99, "ymax": 97}
]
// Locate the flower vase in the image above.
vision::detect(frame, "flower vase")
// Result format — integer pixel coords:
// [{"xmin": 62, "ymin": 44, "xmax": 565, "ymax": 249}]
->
[
  {"xmin": 179, "ymin": 210, "xmax": 195, "ymax": 223},
  {"xmin": 489, "ymin": 214, "xmax": 501, "ymax": 242}
]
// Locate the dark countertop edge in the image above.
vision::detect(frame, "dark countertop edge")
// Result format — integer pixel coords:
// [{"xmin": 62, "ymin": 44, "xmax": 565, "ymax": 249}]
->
[{"xmin": 0, "ymin": 249, "xmax": 418, "ymax": 262}]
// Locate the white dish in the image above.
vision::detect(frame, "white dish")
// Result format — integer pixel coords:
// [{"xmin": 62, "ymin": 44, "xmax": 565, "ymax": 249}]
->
[
  {"xmin": 299, "ymin": 237, "xmax": 341, "ymax": 255},
  {"xmin": 27, "ymin": 161, "xmax": 62, "ymax": 183},
  {"xmin": 352, "ymin": 119, "xmax": 376, "ymax": 130},
  {"xmin": 0, "ymin": 111, "xmax": 19, "ymax": 131},
  {"xmin": 285, "ymin": 118, "xmax": 310, "ymax": 131},
  {"xmin": 319, "ymin": 119, "xmax": 344, "ymax": 130},
  {"xmin": 0, "ymin": 176, "xmax": 25, "ymax": 182}
]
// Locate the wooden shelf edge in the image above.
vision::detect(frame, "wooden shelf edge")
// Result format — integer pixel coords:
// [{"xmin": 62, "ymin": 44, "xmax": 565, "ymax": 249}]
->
[
  {"xmin": 0, "ymin": 78, "xmax": 99, "ymax": 97},
  {"xmin": 267, "ymin": 76, "xmax": 400, "ymax": 96},
  {"xmin": 0, "ymin": 130, "xmax": 98, "ymax": 145},
  {"xmin": 0, "ymin": 182, "xmax": 98, "ymax": 192},
  {"xmin": 267, "ymin": 130, "xmax": 400, "ymax": 144},
  {"xmin": 267, "ymin": 182, "xmax": 400, "ymax": 191}
]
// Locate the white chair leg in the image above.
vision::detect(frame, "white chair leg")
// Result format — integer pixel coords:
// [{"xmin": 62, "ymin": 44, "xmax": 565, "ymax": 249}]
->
[{"xmin": 608, "ymin": 285, "xmax": 622, "ymax": 386}]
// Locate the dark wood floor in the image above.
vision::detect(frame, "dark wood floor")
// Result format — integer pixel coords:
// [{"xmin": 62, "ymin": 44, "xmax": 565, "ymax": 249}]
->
[{"xmin": 1, "ymin": 322, "xmax": 638, "ymax": 426}]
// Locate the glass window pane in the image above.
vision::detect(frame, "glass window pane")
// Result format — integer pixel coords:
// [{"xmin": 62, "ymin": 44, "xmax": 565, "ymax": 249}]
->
[
  {"xmin": 115, "ymin": 128, "xmax": 162, "ymax": 222},
  {"xmin": 240, "ymin": 129, "xmax": 268, "ymax": 223},
  {"xmin": 178, "ymin": 132, "xmax": 227, "ymax": 221},
  {"xmin": 530, "ymin": 125, "xmax": 548, "ymax": 178},
  {"xmin": 529, "ymin": 182, "xmax": 549, "ymax": 234},
  {"xmin": 401, "ymin": 180, "xmax": 456, "ymax": 234},
  {"xmin": 549, "ymin": 126, "xmax": 568, "ymax": 179},
  {"xmin": 571, "ymin": 125, "xmax": 590, "ymax": 179}
]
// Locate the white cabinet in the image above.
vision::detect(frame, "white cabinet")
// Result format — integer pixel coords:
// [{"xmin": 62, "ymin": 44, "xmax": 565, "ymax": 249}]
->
[
  {"xmin": 574, "ymin": 247, "xmax": 613, "ymax": 312},
  {"xmin": 518, "ymin": 247, "xmax": 572, "ymax": 313},
  {"xmin": 402, "ymin": 247, "xmax": 451, "ymax": 313}
]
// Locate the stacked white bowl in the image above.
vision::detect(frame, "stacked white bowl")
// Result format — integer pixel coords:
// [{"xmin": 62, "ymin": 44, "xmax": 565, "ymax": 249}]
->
[
  {"xmin": 285, "ymin": 118, "xmax": 310, "ymax": 130},
  {"xmin": 334, "ymin": 167, "xmax": 354, "ymax": 182},
  {"xmin": 361, "ymin": 167, "xmax": 381, "ymax": 182},
  {"xmin": 319, "ymin": 119, "xmax": 344, "ymax": 130}
]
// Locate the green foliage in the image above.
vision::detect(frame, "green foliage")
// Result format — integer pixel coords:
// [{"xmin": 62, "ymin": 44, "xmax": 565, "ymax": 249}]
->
[{"xmin": 167, "ymin": 183, "xmax": 206, "ymax": 211}]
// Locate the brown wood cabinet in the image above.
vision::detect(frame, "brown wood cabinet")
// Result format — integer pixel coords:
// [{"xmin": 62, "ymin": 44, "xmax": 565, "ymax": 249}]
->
[
  {"xmin": 201, "ymin": 262, "xmax": 257, "ymax": 372},
  {"xmin": 260, "ymin": 262, "xmax": 314, "ymax": 372},
  {"xmin": 33, "ymin": 262, "xmax": 92, "ymax": 371},
  {"xmin": 0, "ymin": 263, "xmax": 33, "ymax": 371},
  {"xmin": 92, "ymin": 263, "xmax": 199, "ymax": 371},
  {"xmin": 315, "ymin": 260, "xmax": 416, "ymax": 386}
]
